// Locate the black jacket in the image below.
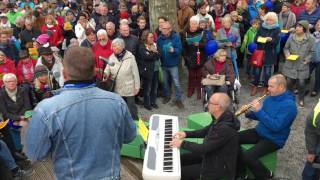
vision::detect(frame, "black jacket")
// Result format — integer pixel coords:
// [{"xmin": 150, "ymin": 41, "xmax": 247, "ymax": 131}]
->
[
  {"xmin": 120, "ymin": 34, "xmax": 140, "ymax": 58},
  {"xmin": 182, "ymin": 110, "xmax": 240, "ymax": 179},
  {"xmin": 254, "ymin": 26, "xmax": 280, "ymax": 65},
  {"xmin": 20, "ymin": 28, "xmax": 41, "ymax": 50},
  {"xmin": 0, "ymin": 87, "xmax": 32, "ymax": 121},
  {"xmin": 138, "ymin": 43, "xmax": 160, "ymax": 79},
  {"xmin": 182, "ymin": 28, "xmax": 207, "ymax": 69}
]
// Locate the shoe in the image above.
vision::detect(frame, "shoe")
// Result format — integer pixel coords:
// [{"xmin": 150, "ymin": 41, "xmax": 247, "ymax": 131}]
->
[
  {"xmin": 299, "ymin": 100, "xmax": 304, "ymax": 107},
  {"xmin": 162, "ymin": 97, "xmax": 171, "ymax": 104},
  {"xmin": 294, "ymin": 89, "xmax": 299, "ymax": 94},
  {"xmin": 151, "ymin": 104, "xmax": 159, "ymax": 109},
  {"xmin": 311, "ymin": 91, "xmax": 318, "ymax": 97},
  {"xmin": 176, "ymin": 101, "xmax": 185, "ymax": 109},
  {"xmin": 187, "ymin": 88, "xmax": 194, "ymax": 97},
  {"xmin": 135, "ymin": 98, "xmax": 144, "ymax": 105},
  {"xmin": 268, "ymin": 170, "xmax": 273, "ymax": 179},
  {"xmin": 250, "ymin": 86, "xmax": 258, "ymax": 96},
  {"xmin": 12, "ymin": 168, "xmax": 34, "ymax": 178},
  {"xmin": 14, "ymin": 152, "xmax": 28, "ymax": 161},
  {"xmin": 144, "ymin": 105, "xmax": 152, "ymax": 111}
]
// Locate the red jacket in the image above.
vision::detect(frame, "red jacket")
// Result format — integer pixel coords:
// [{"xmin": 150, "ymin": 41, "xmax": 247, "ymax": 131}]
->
[
  {"xmin": 92, "ymin": 40, "xmax": 113, "ymax": 80},
  {"xmin": 17, "ymin": 58, "xmax": 37, "ymax": 84},
  {"xmin": 0, "ymin": 58, "xmax": 17, "ymax": 87},
  {"xmin": 291, "ymin": 3, "xmax": 305, "ymax": 18},
  {"xmin": 41, "ymin": 25, "xmax": 64, "ymax": 47}
]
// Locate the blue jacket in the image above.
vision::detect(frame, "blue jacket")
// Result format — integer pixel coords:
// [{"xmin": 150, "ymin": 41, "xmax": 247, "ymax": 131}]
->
[
  {"xmin": 246, "ymin": 91, "xmax": 297, "ymax": 147},
  {"xmin": 25, "ymin": 82, "xmax": 136, "ymax": 180},
  {"xmin": 157, "ymin": 31, "xmax": 182, "ymax": 67},
  {"xmin": 299, "ymin": 8, "xmax": 320, "ymax": 26}
]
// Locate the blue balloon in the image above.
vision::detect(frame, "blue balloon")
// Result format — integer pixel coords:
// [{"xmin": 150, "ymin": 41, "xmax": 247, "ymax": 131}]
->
[
  {"xmin": 264, "ymin": 0, "xmax": 273, "ymax": 9},
  {"xmin": 205, "ymin": 40, "xmax": 218, "ymax": 56},
  {"xmin": 248, "ymin": 42, "xmax": 257, "ymax": 53}
]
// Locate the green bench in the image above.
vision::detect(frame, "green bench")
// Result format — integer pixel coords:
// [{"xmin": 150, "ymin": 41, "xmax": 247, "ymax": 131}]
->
[{"xmin": 186, "ymin": 112, "xmax": 277, "ymax": 178}]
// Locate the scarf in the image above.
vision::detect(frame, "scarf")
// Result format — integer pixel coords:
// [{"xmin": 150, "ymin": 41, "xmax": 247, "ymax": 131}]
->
[
  {"xmin": 262, "ymin": 22, "xmax": 279, "ymax": 30},
  {"xmin": 214, "ymin": 60, "xmax": 225, "ymax": 74},
  {"xmin": 5, "ymin": 87, "xmax": 17, "ymax": 102},
  {"xmin": 115, "ymin": 49, "xmax": 127, "ymax": 61}
]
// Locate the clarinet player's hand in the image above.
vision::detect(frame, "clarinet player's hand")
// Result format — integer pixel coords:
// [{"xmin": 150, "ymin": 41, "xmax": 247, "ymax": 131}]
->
[{"xmin": 251, "ymin": 99, "xmax": 262, "ymax": 112}]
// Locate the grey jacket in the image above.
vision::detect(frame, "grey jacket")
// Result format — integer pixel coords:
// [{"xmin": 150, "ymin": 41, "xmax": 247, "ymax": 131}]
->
[
  {"xmin": 282, "ymin": 33, "xmax": 315, "ymax": 79},
  {"xmin": 305, "ymin": 103, "xmax": 320, "ymax": 154},
  {"xmin": 278, "ymin": 11, "xmax": 296, "ymax": 30}
]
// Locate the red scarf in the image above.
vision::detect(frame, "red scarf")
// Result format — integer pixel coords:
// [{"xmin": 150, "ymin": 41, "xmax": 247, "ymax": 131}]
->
[{"xmin": 214, "ymin": 60, "xmax": 225, "ymax": 74}]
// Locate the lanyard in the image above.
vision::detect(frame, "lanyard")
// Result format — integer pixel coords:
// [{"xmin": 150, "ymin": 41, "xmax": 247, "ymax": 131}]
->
[{"xmin": 63, "ymin": 83, "xmax": 96, "ymax": 89}]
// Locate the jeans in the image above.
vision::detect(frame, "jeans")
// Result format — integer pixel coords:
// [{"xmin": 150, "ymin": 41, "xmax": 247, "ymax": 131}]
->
[
  {"xmin": 302, "ymin": 144, "xmax": 320, "ymax": 180},
  {"xmin": 310, "ymin": 62, "xmax": 320, "ymax": 93},
  {"xmin": 238, "ymin": 129, "xmax": 280, "ymax": 180},
  {"xmin": 122, "ymin": 96, "xmax": 139, "ymax": 120},
  {"xmin": 252, "ymin": 65, "xmax": 273, "ymax": 87},
  {"xmin": 231, "ymin": 50, "xmax": 240, "ymax": 79},
  {"xmin": 142, "ymin": 71, "xmax": 159, "ymax": 106},
  {"xmin": 162, "ymin": 66, "xmax": 182, "ymax": 101},
  {"xmin": 204, "ymin": 84, "xmax": 228, "ymax": 100},
  {"xmin": 287, "ymin": 78, "xmax": 306, "ymax": 101},
  {"xmin": 0, "ymin": 140, "xmax": 17, "ymax": 170}
]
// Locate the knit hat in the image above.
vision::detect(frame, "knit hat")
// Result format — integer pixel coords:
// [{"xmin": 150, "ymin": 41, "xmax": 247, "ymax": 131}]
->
[
  {"xmin": 19, "ymin": 50, "xmax": 29, "ymax": 59},
  {"xmin": 38, "ymin": 46, "xmax": 53, "ymax": 56},
  {"xmin": 34, "ymin": 65, "xmax": 49, "ymax": 78},
  {"xmin": 297, "ymin": 20, "xmax": 309, "ymax": 32},
  {"xmin": 63, "ymin": 22, "xmax": 73, "ymax": 31},
  {"xmin": 119, "ymin": 11, "xmax": 129, "ymax": 19},
  {"xmin": 36, "ymin": 34, "xmax": 50, "ymax": 45}
]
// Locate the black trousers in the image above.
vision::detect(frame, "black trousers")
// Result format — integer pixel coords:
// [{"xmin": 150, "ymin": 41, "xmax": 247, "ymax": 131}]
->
[
  {"xmin": 122, "ymin": 96, "xmax": 139, "ymax": 120},
  {"xmin": 237, "ymin": 129, "xmax": 279, "ymax": 180},
  {"xmin": 287, "ymin": 77, "xmax": 306, "ymax": 101},
  {"xmin": 181, "ymin": 152, "xmax": 202, "ymax": 180}
]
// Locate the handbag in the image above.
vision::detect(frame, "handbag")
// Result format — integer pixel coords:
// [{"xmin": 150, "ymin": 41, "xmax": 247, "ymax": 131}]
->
[
  {"xmin": 250, "ymin": 49, "xmax": 265, "ymax": 67},
  {"xmin": 98, "ymin": 61, "xmax": 123, "ymax": 91},
  {"xmin": 201, "ymin": 74, "xmax": 226, "ymax": 86}
]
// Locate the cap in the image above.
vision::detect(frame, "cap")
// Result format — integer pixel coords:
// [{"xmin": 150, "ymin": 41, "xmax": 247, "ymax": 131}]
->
[
  {"xmin": 63, "ymin": 22, "xmax": 73, "ymax": 30},
  {"xmin": 297, "ymin": 20, "xmax": 309, "ymax": 32},
  {"xmin": 36, "ymin": 34, "xmax": 50, "ymax": 45},
  {"xmin": 38, "ymin": 47, "xmax": 53, "ymax": 56},
  {"xmin": 34, "ymin": 65, "xmax": 49, "ymax": 78},
  {"xmin": 19, "ymin": 50, "xmax": 29, "ymax": 59}
]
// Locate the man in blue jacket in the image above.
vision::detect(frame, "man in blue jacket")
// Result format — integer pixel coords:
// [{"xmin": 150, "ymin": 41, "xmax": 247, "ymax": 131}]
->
[
  {"xmin": 25, "ymin": 47, "xmax": 136, "ymax": 179},
  {"xmin": 298, "ymin": 0, "xmax": 320, "ymax": 33},
  {"xmin": 237, "ymin": 74, "xmax": 298, "ymax": 180},
  {"xmin": 157, "ymin": 21, "xmax": 184, "ymax": 109}
]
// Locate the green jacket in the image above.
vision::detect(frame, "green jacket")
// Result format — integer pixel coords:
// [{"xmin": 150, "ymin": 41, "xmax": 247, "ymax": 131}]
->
[
  {"xmin": 6, "ymin": 11, "xmax": 23, "ymax": 25},
  {"xmin": 240, "ymin": 27, "xmax": 257, "ymax": 53}
]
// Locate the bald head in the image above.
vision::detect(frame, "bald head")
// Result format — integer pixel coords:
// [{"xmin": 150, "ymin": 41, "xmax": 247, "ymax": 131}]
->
[{"xmin": 210, "ymin": 93, "xmax": 231, "ymax": 111}]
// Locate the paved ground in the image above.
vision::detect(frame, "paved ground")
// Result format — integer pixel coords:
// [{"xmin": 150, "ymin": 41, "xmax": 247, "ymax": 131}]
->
[{"xmin": 17, "ymin": 64, "xmax": 319, "ymax": 180}]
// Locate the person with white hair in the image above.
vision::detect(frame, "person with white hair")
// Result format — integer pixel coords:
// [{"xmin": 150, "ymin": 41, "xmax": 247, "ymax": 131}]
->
[
  {"xmin": 92, "ymin": 28, "xmax": 113, "ymax": 81},
  {"xmin": 13, "ymin": 16, "xmax": 24, "ymax": 39},
  {"xmin": 182, "ymin": 15, "xmax": 207, "ymax": 99},
  {"xmin": 250, "ymin": 12, "xmax": 281, "ymax": 96},
  {"xmin": 106, "ymin": 21, "xmax": 118, "ymax": 40},
  {"xmin": 104, "ymin": 38, "xmax": 140, "ymax": 120}
]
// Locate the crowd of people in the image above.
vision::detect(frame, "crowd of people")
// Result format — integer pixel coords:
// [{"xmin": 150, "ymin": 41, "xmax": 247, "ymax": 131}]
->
[{"xmin": 0, "ymin": 0, "xmax": 319, "ymax": 179}]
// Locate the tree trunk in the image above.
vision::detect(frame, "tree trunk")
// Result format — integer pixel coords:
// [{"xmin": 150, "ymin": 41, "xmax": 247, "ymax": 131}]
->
[{"xmin": 148, "ymin": 0, "xmax": 178, "ymax": 32}]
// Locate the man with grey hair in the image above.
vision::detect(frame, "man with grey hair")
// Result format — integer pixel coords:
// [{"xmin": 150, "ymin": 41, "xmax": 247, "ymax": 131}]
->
[
  {"xmin": 237, "ymin": 74, "xmax": 297, "ymax": 179},
  {"xmin": 92, "ymin": 2, "xmax": 118, "ymax": 30},
  {"xmin": 13, "ymin": 16, "xmax": 24, "ymax": 39},
  {"xmin": 20, "ymin": 18, "xmax": 40, "ymax": 50},
  {"xmin": 106, "ymin": 21, "xmax": 118, "ymax": 40},
  {"xmin": 92, "ymin": 29, "xmax": 113, "ymax": 81},
  {"xmin": 170, "ymin": 92, "xmax": 240, "ymax": 179},
  {"xmin": 119, "ymin": 23, "xmax": 139, "ymax": 58}
]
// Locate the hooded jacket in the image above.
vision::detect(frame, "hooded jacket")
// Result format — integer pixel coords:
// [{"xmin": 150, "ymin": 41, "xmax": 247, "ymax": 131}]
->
[
  {"xmin": 246, "ymin": 90, "xmax": 297, "ymax": 147},
  {"xmin": 182, "ymin": 110, "xmax": 240, "ymax": 179}
]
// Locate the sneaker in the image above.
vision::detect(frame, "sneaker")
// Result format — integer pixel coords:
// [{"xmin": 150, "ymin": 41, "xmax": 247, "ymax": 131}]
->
[
  {"xmin": 151, "ymin": 104, "xmax": 159, "ymax": 109},
  {"xmin": 143, "ymin": 105, "xmax": 152, "ymax": 111},
  {"xmin": 162, "ymin": 97, "xmax": 171, "ymax": 104},
  {"xmin": 176, "ymin": 101, "xmax": 185, "ymax": 109},
  {"xmin": 294, "ymin": 89, "xmax": 299, "ymax": 94},
  {"xmin": 311, "ymin": 91, "xmax": 318, "ymax": 97},
  {"xmin": 13, "ymin": 168, "xmax": 34, "ymax": 178},
  {"xmin": 268, "ymin": 170, "xmax": 273, "ymax": 179}
]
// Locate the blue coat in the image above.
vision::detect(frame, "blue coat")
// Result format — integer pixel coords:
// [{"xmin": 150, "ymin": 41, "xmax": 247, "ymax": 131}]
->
[
  {"xmin": 299, "ymin": 8, "xmax": 320, "ymax": 26},
  {"xmin": 246, "ymin": 91, "xmax": 297, "ymax": 147},
  {"xmin": 157, "ymin": 31, "xmax": 182, "ymax": 67}
]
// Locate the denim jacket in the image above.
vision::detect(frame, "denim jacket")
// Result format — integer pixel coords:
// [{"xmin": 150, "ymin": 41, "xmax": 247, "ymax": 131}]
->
[{"xmin": 25, "ymin": 83, "xmax": 136, "ymax": 180}]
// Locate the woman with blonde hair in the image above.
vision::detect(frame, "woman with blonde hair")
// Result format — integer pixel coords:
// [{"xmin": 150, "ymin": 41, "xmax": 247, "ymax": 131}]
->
[
  {"xmin": 251, "ymin": 12, "xmax": 280, "ymax": 96},
  {"xmin": 202, "ymin": 48, "xmax": 235, "ymax": 99}
]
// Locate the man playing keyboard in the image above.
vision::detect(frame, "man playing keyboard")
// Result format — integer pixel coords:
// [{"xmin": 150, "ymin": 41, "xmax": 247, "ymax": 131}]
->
[{"xmin": 170, "ymin": 92, "xmax": 240, "ymax": 180}]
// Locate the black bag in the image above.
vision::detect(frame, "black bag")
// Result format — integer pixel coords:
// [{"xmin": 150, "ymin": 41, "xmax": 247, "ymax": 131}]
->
[{"xmin": 98, "ymin": 60, "xmax": 123, "ymax": 91}]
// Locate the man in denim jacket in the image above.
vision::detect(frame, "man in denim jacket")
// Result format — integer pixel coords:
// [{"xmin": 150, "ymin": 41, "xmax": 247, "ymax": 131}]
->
[{"xmin": 25, "ymin": 47, "xmax": 136, "ymax": 180}]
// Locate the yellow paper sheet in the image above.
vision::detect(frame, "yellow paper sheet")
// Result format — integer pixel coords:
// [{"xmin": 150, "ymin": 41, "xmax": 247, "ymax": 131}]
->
[
  {"xmin": 257, "ymin": 37, "xmax": 267, "ymax": 43},
  {"xmin": 281, "ymin": 29, "xmax": 289, "ymax": 33},
  {"xmin": 287, "ymin": 55, "xmax": 299, "ymax": 61},
  {"xmin": 138, "ymin": 119, "xmax": 149, "ymax": 142}
]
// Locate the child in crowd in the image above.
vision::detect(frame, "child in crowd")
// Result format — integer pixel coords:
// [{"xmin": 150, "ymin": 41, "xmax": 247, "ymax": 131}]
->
[{"xmin": 240, "ymin": 18, "xmax": 260, "ymax": 77}]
